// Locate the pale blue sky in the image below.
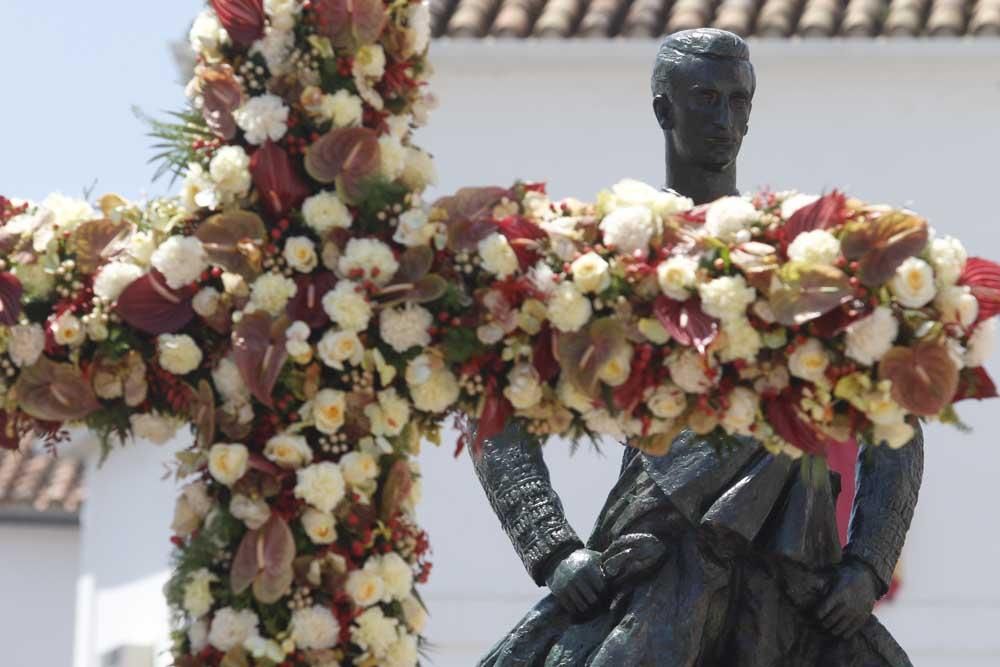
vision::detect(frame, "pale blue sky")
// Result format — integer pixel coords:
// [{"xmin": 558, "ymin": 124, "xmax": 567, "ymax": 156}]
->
[{"xmin": 1, "ymin": 1, "xmax": 206, "ymax": 201}]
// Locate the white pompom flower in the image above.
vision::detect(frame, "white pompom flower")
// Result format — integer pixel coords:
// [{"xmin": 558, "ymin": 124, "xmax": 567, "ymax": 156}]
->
[
  {"xmin": 290, "ymin": 605, "xmax": 341, "ymax": 651},
  {"xmin": 599, "ymin": 205, "xmax": 657, "ymax": 257},
  {"xmin": 845, "ymin": 306, "xmax": 899, "ymax": 366},
  {"xmin": 478, "ymin": 232, "xmax": 519, "ymax": 279},
  {"xmin": 302, "ymin": 190, "xmax": 353, "ymax": 233},
  {"xmin": 93, "ymin": 262, "xmax": 144, "ymax": 302},
  {"xmin": 786, "ymin": 229, "xmax": 841, "ymax": 266},
  {"xmin": 233, "ymin": 94, "xmax": 289, "ymax": 145},
  {"xmin": 380, "ymin": 304, "xmax": 433, "ymax": 353},
  {"xmin": 208, "ymin": 443, "xmax": 249, "ymax": 487},
  {"xmin": 705, "ymin": 196, "xmax": 758, "ymax": 243},
  {"xmin": 152, "ymin": 235, "xmax": 208, "ymax": 290},
  {"xmin": 208, "ymin": 607, "xmax": 259, "ymax": 652},
  {"xmin": 157, "ymin": 334, "xmax": 203, "ymax": 375}
]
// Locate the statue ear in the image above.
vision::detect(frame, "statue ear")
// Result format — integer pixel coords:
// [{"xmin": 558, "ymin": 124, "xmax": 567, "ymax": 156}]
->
[{"xmin": 653, "ymin": 95, "xmax": 673, "ymax": 130}]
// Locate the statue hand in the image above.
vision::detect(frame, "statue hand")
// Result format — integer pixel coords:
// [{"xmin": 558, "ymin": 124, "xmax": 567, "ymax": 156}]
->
[
  {"xmin": 601, "ymin": 533, "xmax": 666, "ymax": 585},
  {"xmin": 546, "ymin": 548, "xmax": 608, "ymax": 617},
  {"xmin": 816, "ymin": 559, "xmax": 880, "ymax": 638}
]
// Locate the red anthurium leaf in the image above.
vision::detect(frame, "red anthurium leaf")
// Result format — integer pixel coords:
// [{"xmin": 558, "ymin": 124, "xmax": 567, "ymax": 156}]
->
[
  {"xmin": 472, "ymin": 387, "xmax": 514, "ymax": 458},
  {"xmin": 71, "ymin": 218, "xmax": 130, "ymax": 274},
  {"xmin": 200, "ymin": 65, "xmax": 243, "ymax": 140},
  {"xmin": 304, "ymin": 128, "xmax": 380, "ymax": 202},
  {"xmin": 810, "ymin": 299, "xmax": 873, "ymax": 339},
  {"xmin": 879, "ymin": 341, "xmax": 960, "ymax": 416},
  {"xmin": 765, "ymin": 393, "xmax": 836, "ymax": 457},
  {"xmin": 434, "ymin": 187, "xmax": 510, "ymax": 253},
  {"xmin": 14, "ymin": 357, "xmax": 101, "ymax": 422},
  {"xmin": 960, "ymin": 257, "xmax": 1000, "ymax": 322},
  {"xmin": 612, "ymin": 351, "xmax": 653, "ymax": 413},
  {"xmin": 392, "ymin": 246, "xmax": 434, "ymax": 285},
  {"xmin": 254, "ymin": 515, "xmax": 295, "ymax": 603},
  {"xmin": 232, "ymin": 311, "xmax": 290, "ymax": 408},
  {"xmin": 840, "ymin": 210, "xmax": 929, "ymax": 287},
  {"xmin": 653, "ymin": 295, "xmax": 719, "ymax": 354},
  {"xmin": 209, "ymin": 0, "xmax": 265, "ymax": 47},
  {"xmin": 495, "ymin": 215, "xmax": 546, "ymax": 271},
  {"xmin": 286, "ymin": 272, "xmax": 337, "ymax": 329},
  {"xmin": 0, "ymin": 272, "xmax": 23, "ymax": 326},
  {"xmin": 779, "ymin": 191, "xmax": 847, "ymax": 255},
  {"xmin": 230, "ymin": 528, "xmax": 259, "ymax": 596},
  {"xmin": 195, "ymin": 211, "xmax": 268, "ymax": 280},
  {"xmin": 116, "ymin": 271, "xmax": 196, "ymax": 335},
  {"xmin": 380, "ymin": 459, "xmax": 413, "ymax": 521},
  {"xmin": 313, "ymin": 0, "xmax": 387, "ymax": 47},
  {"xmin": 554, "ymin": 318, "xmax": 628, "ymax": 396},
  {"xmin": 251, "ymin": 141, "xmax": 311, "ymax": 219},
  {"xmin": 769, "ymin": 263, "xmax": 854, "ymax": 327},
  {"xmin": 192, "ymin": 380, "xmax": 217, "ymax": 450},
  {"xmin": 532, "ymin": 325, "xmax": 559, "ymax": 384},
  {"xmin": 954, "ymin": 366, "xmax": 998, "ymax": 402}
]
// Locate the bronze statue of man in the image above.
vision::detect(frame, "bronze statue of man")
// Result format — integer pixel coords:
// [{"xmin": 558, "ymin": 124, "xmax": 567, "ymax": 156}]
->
[{"xmin": 471, "ymin": 29, "xmax": 923, "ymax": 666}]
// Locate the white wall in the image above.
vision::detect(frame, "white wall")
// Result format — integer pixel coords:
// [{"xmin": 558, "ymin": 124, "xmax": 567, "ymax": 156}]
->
[{"xmin": 0, "ymin": 523, "xmax": 80, "ymax": 667}]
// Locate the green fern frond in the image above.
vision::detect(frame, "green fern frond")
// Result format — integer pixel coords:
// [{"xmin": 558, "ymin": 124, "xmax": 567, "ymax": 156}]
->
[{"xmin": 133, "ymin": 105, "xmax": 214, "ymax": 185}]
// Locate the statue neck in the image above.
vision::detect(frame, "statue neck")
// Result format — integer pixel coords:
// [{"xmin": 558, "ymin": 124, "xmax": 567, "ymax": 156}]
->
[{"xmin": 665, "ymin": 140, "xmax": 739, "ymax": 205}]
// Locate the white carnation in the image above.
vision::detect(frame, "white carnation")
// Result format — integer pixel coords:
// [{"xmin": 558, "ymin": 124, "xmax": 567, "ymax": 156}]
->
[
  {"xmin": 213, "ymin": 356, "xmax": 250, "ymax": 403},
  {"xmin": 264, "ymin": 433, "xmax": 313, "ymax": 469},
  {"xmin": 313, "ymin": 388, "xmax": 347, "ymax": 435},
  {"xmin": 208, "ymin": 443, "xmax": 249, "ymax": 487},
  {"xmin": 845, "ymin": 306, "xmax": 899, "ymax": 366},
  {"xmin": 208, "ymin": 607, "xmax": 259, "ymax": 652},
  {"xmin": 7, "ymin": 323, "xmax": 45, "ymax": 368},
  {"xmin": 209, "ymin": 146, "xmax": 252, "ymax": 202},
  {"xmin": 927, "ymin": 235, "xmax": 967, "ymax": 288},
  {"xmin": 705, "ymin": 196, "xmax": 758, "ymax": 243},
  {"xmin": 129, "ymin": 230, "xmax": 157, "ymax": 265},
  {"xmin": 183, "ymin": 568, "xmax": 217, "ymax": 619},
  {"xmin": 571, "ymin": 252, "xmax": 611, "ymax": 294},
  {"xmin": 788, "ymin": 338, "xmax": 830, "ymax": 384},
  {"xmin": 965, "ymin": 318, "xmax": 996, "ymax": 368},
  {"xmin": 322, "ymin": 89, "xmax": 364, "ymax": 127},
  {"xmin": 189, "ymin": 10, "xmax": 228, "ymax": 57},
  {"xmin": 295, "ymin": 462, "xmax": 346, "ymax": 513},
  {"xmin": 303, "ymin": 190, "xmax": 353, "ymax": 233},
  {"xmin": 234, "ymin": 94, "xmax": 289, "ymax": 145},
  {"xmin": 130, "ymin": 413, "xmax": 181, "ymax": 445},
  {"xmin": 657, "ymin": 255, "xmax": 699, "ymax": 301},
  {"xmin": 339, "ymin": 238, "xmax": 399, "ymax": 287},
  {"xmin": 380, "ymin": 304, "xmax": 433, "ymax": 353},
  {"xmin": 666, "ymin": 349, "xmax": 716, "ymax": 394},
  {"xmin": 384, "ymin": 632, "xmax": 419, "ymax": 667},
  {"xmin": 504, "ymin": 363, "xmax": 544, "ymax": 410},
  {"xmin": 647, "ymin": 382, "xmax": 688, "ymax": 419},
  {"xmin": 152, "ymin": 236, "xmax": 208, "ymax": 290},
  {"xmin": 377, "ymin": 552, "xmax": 414, "ymax": 600},
  {"xmin": 189, "ymin": 620, "xmax": 209, "ymax": 653},
  {"xmin": 609, "ymin": 179, "xmax": 693, "ymax": 218},
  {"xmin": 401, "ymin": 147, "xmax": 437, "ymax": 191},
  {"xmin": 158, "ymin": 334, "xmax": 203, "ymax": 375},
  {"xmin": 354, "ymin": 44, "xmax": 386, "ymax": 79},
  {"xmin": 721, "ymin": 386, "xmax": 759, "ymax": 436},
  {"xmin": 230, "ymin": 494, "xmax": 271, "ymax": 530},
  {"xmin": 478, "ymin": 232, "xmax": 519, "ymax": 279},
  {"xmin": 890, "ymin": 257, "xmax": 937, "ymax": 309},
  {"xmin": 323, "ymin": 280, "xmax": 372, "ymax": 332},
  {"xmin": 93, "ymin": 262, "xmax": 144, "ymax": 302},
  {"xmin": 283, "ymin": 236, "xmax": 318, "ymax": 273},
  {"xmin": 193, "ymin": 287, "xmax": 222, "ymax": 318},
  {"xmin": 547, "ymin": 282, "xmax": 592, "ymax": 333},
  {"xmin": 410, "ymin": 369, "xmax": 460, "ymax": 413},
  {"xmin": 699, "ymin": 275, "xmax": 756, "ymax": 323},
  {"xmin": 352, "ymin": 608, "xmax": 398, "ymax": 659},
  {"xmin": 787, "ymin": 229, "xmax": 841, "ymax": 266},
  {"xmin": 379, "ymin": 135, "xmax": 407, "ymax": 181},
  {"xmin": 935, "ymin": 285, "xmax": 979, "ymax": 329},
  {"xmin": 600, "ymin": 205, "xmax": 657, "ymax": 257},
  {"xmin": 718, "ymin": 316, "xmax": 762, "ymax": 363},
  {"xmin": 290, "ymin": 606, "xmax": 340, "ymax": 651},
  {"xmin": 249, "ymin": 272, "xmax": 297, "ymax": 315},
  {"xmin": 251, "ymin": 26, "xmax": 295, "ymax": 75},
  {"xmin": 317, "ymin": 329, "xmax": 364, "ymax": 369}
]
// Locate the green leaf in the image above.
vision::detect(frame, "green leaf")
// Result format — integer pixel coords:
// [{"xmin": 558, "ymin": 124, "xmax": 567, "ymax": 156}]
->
[{"xmin": 442, "ymin": 327, "xmax": 484, "ymax": 364}]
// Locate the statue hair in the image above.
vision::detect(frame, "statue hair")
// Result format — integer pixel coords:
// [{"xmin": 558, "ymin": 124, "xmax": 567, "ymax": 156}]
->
[{"xmin": 651, "ymin": 28, "xmax": 754, "ymax": 97}]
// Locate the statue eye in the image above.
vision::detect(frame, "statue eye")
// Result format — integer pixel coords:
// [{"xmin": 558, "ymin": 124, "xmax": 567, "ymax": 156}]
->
[{"xmin": 697, "ymin": 90, "xmax": 718, "ymax": 105}]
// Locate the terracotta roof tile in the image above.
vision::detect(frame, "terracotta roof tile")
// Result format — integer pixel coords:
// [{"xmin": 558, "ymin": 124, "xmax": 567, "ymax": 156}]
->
[
  {"xmin": 0, "ymin": 450, "xmax": 85, "ymax": 520},
  {"xmin": 430, "ymin": 0, "xmax": 1000, "ymax": 36}
]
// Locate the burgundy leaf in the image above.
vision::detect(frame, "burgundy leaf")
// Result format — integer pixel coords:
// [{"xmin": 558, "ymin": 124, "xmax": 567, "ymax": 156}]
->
[
  {"xmin": 879, "ymin": 342, "xmax": 960, "ymax": 416},
  {"xmin": 255, "ymin": 515, "xmax": 296, "ymax": 603},
  {"xmin": 779, "ymin": 191, "xmax": 847, "ymax": 255},
  {"xmin": 304, "ymin": 127, "xmax": 380, "ymax": 202},
  {"xmin": 313, "ymin": 0, "xmax": 387, "ymax": 47},
  {"xmin": 765, "ymin": 393, "xmax": 841, "ymax": 457},
  {"xmin": 116, "ymin": 271, "xmax": 195, "ymax": 335},
  {"xmin": 251, "ymin": 142, "xmax": 311, "ymax": 219},
  {"xmin": 532, "ymin": 325, "xmax": 559, "ymax": 384},
  {"xmin": 286, "ymin": 272, "xmax": 337, "ymax": 329},
  {"xmin": 472, "ymin": 388, "xmax": 514, "ymax": 459},
  {"xmin": 0, "ymin": 272, "xmax": 23, "ymax": 326},
  {"xmin": 200, "ymin": 65, "xmax": 243, "ymax": 140},
  {"xmin": 840, "ymin": 211, "xmax": 929, "ymax": 287},
  {"xmin": 653, "ymin": 296, "xmax": 719, "ymax": 354},
  {"xmin": 954, "ymin": 366, "xmax": 998, "ymax": 402},
  {"xmin": 809, "ymin": 300, "xmax": 873, "ymax": 339},
  {"xmin": 232, "ymin": 311, "xmax": 290, "ymax": 408},
  {"xmin": 769, "ymin": 264, "xmax": 854, "ymax": 327},
  {"xmin": 14, "ymin": 357, "xmax": 101, "ymax": 422},
  {"xmin": 210, "ymin": 0, "xmax": 265, "ymax": 47},
  {"xmin": 231, "ymin": 529, "xmax": 259, "ymax": 596},
  {"xmin": 434, "ymin": 187, "xmax": 510, "ymax": 253},
  {"xmin": 380, "ymin": 459, "xmax": 412, "ymax": 521},
  {"xmin": 71, "ymin": 218, "xmax": 130, "ymax": 274},
  {"xmin": 554, "ymin": 318, "xmax": 628, "ymax": 396},
  {"xmin": 960, "ymin": 257, "xmax": 1000, "ymax": 322},
  {"xmin": 393, "ymin": 246, "xmax": 434, "ymax": 285},
  {"xmin": 195, "ymin": 210, "xmax": 267, "ymax": 280}
]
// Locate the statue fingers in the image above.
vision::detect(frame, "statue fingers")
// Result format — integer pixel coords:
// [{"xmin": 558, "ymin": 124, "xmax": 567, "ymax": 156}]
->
[
  {"xmin": 829, "ymin": 611, "xmax": 856, "ymax": 638},
  {"xmin": 574, "ymin": 579, "xmax": 599, "ymax": 606},
  {"xmin": 815, "ymin": 594, "xmax": 842, "ymax": 623}
]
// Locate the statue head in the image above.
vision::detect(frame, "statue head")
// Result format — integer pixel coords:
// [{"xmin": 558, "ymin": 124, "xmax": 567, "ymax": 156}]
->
[{"xmin": 652, "ymin": 29, "xmax": 755, "ymax": 173}]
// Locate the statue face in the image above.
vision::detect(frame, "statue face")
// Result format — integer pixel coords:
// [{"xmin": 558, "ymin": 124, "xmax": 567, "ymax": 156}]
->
[{"xmin": 656, "ymin": 57, "xmax": 755, "ymax": 171}]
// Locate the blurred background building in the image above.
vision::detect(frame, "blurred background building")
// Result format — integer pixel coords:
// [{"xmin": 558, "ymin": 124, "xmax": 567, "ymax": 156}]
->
[{"xmin": 1, "ymin": 1, "xmax": 999, "ymax": 666}]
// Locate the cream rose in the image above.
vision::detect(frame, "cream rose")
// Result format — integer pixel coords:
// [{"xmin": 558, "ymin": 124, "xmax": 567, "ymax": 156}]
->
[
  {"xmin": 301, "ymin": 508, "xmax": 338, "ymax": 544},
  {"xmin": 890, "ymin": 257, "xmax": 937, "ymax": 308},
  {"xmin": 365, "ymin": 389, "xmax": 411, "ymax": 437},
  {"xmin": 788, "ymin": 338, "xmax": 830, "ymax": 384},
  {"xmin": 845, "ymin": 307, "xmax": 899, "ymax": 366},
  {"xmin": 647, "ymin": 382, "xmax": 688, "ymax": 419},
  {"xmin": 313, "ymin": 388, "xmax": 347, "ymax": 434},
  {"xmin": 283, "ymin": 236, "xmax": 318, "ymax": 273},
  {"xmin": 157, "ymin": 334, "xmax": 203, "ymax": 375},
  {"xmin": 504, "ymin": 363, "xmax": 544, "ymax": 410},
  {"xmin": 340, "ymin": 451, "xmax": 379, "ymax": 488},
  {"xmin": 478, "ymin": 232, "xmax": 519, "ymax": 279},
  {"xmin": 52, "ymin": 311, "xmax": 85, "ymax": 346},
  {"xmin": 295, "ymin": 462, "xmax": 346, "ymax": 512},
  {"xmin": 666, "ymin": 349, "xmax": 716, "ymax": 394},
  {"xmin": 657, "ymin": 255, "xmax": 699, "ymax": 301},
  {"xmin": 264, "ymin": 433, "xmax": 313, "ymax": 469},
  {"xmin": 571, "ymin": 252, "xmax": 611, "ymax": 294},
  {"xmin": 317, "ymin": 329, "xmax": 364, "ymax": 370},
  {"xmin": 927, "ymin": 235, "xmax": 967, "ymax": 288},
  {"xmin": 230, "ymin": 494, "xmax": 271, "ymax": 530},
  {"xmin": 410, "ymin": 368, "xmax": 460, "ymax": 413},
  {"xmin": 377, "ymin": 552, "xmax": 414, "ymax": 600},
  {"xmin": 346, "ymin": 567, "xmax": 387, "ymax": 608},
  {"xmin": 598, "ymin": 344, "xmax": 634, "ymax": 387},
  {"xmin": 208, "ymin": 443, "xmax": 249, "ymax": 487},
  {"xmin": 547, "ymin": 282, "xmax": 592, "ymax": 333},
  {"xmin": 935, "ymin": 285, "xmax": 979, "ymax": 329}
]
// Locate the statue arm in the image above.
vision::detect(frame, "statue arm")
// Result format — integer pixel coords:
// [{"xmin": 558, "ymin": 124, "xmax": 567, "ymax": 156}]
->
[
  {"xmin": 844, "ymin": 420, "xmax": 925, "ymax": 595},
  {"xmin": 470, "ymin": 420, "xmax": 584, "ymax": 586}
]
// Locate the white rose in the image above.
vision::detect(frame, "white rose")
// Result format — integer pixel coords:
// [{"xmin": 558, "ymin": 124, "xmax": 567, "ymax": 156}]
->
[
  {"xmin": 599, "ymin": 205, "xmax": 657, "ymax": 257},
  {"xmin": 208, "ymin": 443, "xmax": 249, "ymax": 486},
  {"xmin": 657, "ymin": 255, "xmax": 699, "ymax": 301},
  {"xmin": 547, "ymin": 282, "xmax": 592, "ymax": 333},
  {"xmin": 234, "ymin": 94, "xmax": 289, "ymax": 145},
  {"xmin": 721, "ymin": 386, "xmax": 759, "ymax": 436},
  {"xmin": 666, "ymin": 349, "xmax": 716, "ymax": 394},
  {"xmin": 151, "ymin": 236, "xmax": 208, "ymax": 290},
  {"xmin": 583, "ymin": 408, "xmax": 627, "ymax": 439},
  {"xmin": 787, "ymin": 229, "xmax": 841, "ymax": 266},
  {"xmin": 249, "ymin": 272, "xmax": 297, "ymax": 316},
  {"xmin": 401, "ymin": 595, "xmax": 427, "ymax": 633},
  {"xmin": 130, "ymin": 413, "xmax": 181, "ymax": 445},
  {"xmin": 647, "ymin": 383, "xmax": 688, "ymax": 419},
  {"xmin": 845, "ymin": 307, "xmax": 899, "ymax": 366},
  {"xmin": 264, "ymin": 433, "xmax": 313, "ymax": 469},
  {"xmin": 873, "ymin": 420, "xmax": 916, "ymax": 449},
  {"xmin": 699, "ymin": 275, "xmax": 756, "ymax": 323},
  {"xmin": 340, "ymin": 451, "xmax": 378, "ymax": 488},
  {"xmin": 295, "ymin": 462, "xmax": 346, "ymax": 512},
  {"xmin": 571, "ymin": 252, "xmax": 611, "ymax": 294},
  {"xmin": 385, "ymin": 632, "xmax": 419, "ymax": 667},
  {"xmin": 557, "ymin": 378, "xmax": 595, "ymax": 413},
  {"xmin": 209, "ymin": 146, "xmax": 252, "ymax": 201},
  {"xmin": 189, "ymin": 10, "xmax": 228, "ymax": 57},
  {"xmin": 927, "ymin": 235, "xmax": 967, "ymax": 288},
  {"xmin": 410, "ymin": 369, "xmax": 460, "ymax": 413},
  {"xmin": 93, "ymin": 262, "xmax": 144, "ymax": 302},
  {"xmin": 183, "ymin": 568, "xmax": 217, "ymax": 619},
  {"xmin": 788, "ymin": 338, "xmax": 830, "ymax": 384},
  {"xmin": 244, "ymin": 637, "xmax": 286, "ymax": 664},
  {"xmin": 346, "ymin": 567, "xmax": 386, "ymax": 608},
  {"xmin": 290, "ymin": 606, "xmax": 340, "ymax": 651},
  {"xmin": 213, "ymin": 356, "xmax": 250, "ymax": 403},
  {"xmin": 158, "ymin": 334, "xmax": 203, "ymax": 375},
  {"xmin": 302, "ymin": 191, "xmax": 353, "ymax": 233},
  {"xmin": 478, "ymin": 232, "xmax": 519, "ymax": 279},
  {"xmin": 609, "ymin": 179, "xmax": 693, "ymax": 219},
  {"xmin": 598, "ymin": 344, "xmax": 634, "ymax": 387},
  {"xmin": 322, "ymin": 89, "xmax": 363, "ymax": 127},
  {"xmin": 504, "ymin": 363, "xmax": 544, "ymax": 410},
  {"xmin": 317, "ymin": 329, "xmax": 364, "ymax": 370},
  {"xmin": 378, "ymin": 135, "xmax": 407, "ymax": 180},
  {"xmin": 393, "ymin": 208, "xmax": 436, "ymax": 247},
  {"xmin": 193, "ymin": 287, "xmax": 222, "ymax": 318},
  {"xmin": 935, "ymin": 285, "xmax": 979, "ymax": 329},
  {"xmin": 377, "ymin": 552, "xmax": 414, "ymax": 601},
  {"xmin": 7, "ymin": 323, "xmax": 45, "ymax": 367},
  {"xmin": 283, "ymin": 236, "xmax": 318, "ymax": 273},
  {"xmin": 128, "ymin": 230, "xmax": 157, "ymax": 265},
  {"xmin": 705, "ymin": 196, "xmax": 758, "ymax": 243},
  {"xmin": 965, "ymin": 317, "xmax": 996, "ymax": 368},
  {"xmin": 301, "ymin": 508, "xmax": 338, "ymax": 544},
  {"xmin": 718, "ymin": 316, "xmax": 762, "ymax": 363},
  {"xmin": 52, "ymin": 311, "xmax": 85, "ymax": 347},
  {"xmin": 365, "ymin": 389, "xmax": 411, "ymax": 437},
  {"xmin": 172, "ymin": 481, "xmax": 214, "ymax": 536},
  {"xmin": 230, "ymin": 494, "xmax": 271, "ymax": 530},
  {"xmin": 780, "ymin": 193, "xmax": 819, "ymax": 220},
  {"xmin": 400, "ymin": 147, "xmax": 437, "ymax": 192},
  {"xmin": 352, "ymin": 608, "xmax": 399, "ymax": 660},
  {"xmin": 313, "ymin": 388, "xmax": 347, "ymax": 434},
  {"xmin": 208, "ymin": 607, "xmax": 259, "ymax": 652},
  {"xmin": 380, "ymin": 304, "xmax": 433, "ymax": 353},
  {"xmin": 890, "ymin": 257, "xmax": 937, "ymax": 308},
  {"xmin": 322, "ymin": 280, "xmax": 372, "ymax": 332},
  {"xmin": 338, "ymin": 238, "xmax": 399, "ymax": 287},
  {"xmin": 221, "ymin": 272, "xmax": 249, "ymax": 298}
]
